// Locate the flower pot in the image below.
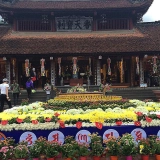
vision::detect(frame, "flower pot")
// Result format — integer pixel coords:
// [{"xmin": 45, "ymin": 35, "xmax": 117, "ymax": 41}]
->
[
  {"xmin": 39, "ymin": 154, "xmax": 46, "ymax": 160},
  {"xmin": 65, "ymin": 158, "xmax": 72, "ymax": 160},
  {"xmin": 47, "ymin": 158, "xmax": 55, "ymax": 160},
  {"xmin": 93, "ymin": 156, "xmax": 101, "ymax": 160},
  {"xmin": 56, "ymin": 152, "xmax": 62, "ymax": 158},
  {"xmin": 79, "ymin": 156, "xmax": 87, "ymax": 160},
  {"xmin": 141, "ymin": 155, "xmax": 149, "ymax": 160},
  {"xmin": 32, "ymin": 158, "xmax": 39, "ymax": 160},
  {"xmin": 156, "ymin": 154, "xmax": 160, "ymax": 160},
  {"xmin": 16, "ymin": 159, "xmax": 26, "ymax": 160},
  {"xmin": 110, "ymin": 156, "xmax": 118, "ymax": 160},
  {"xmin": 126, "ymin": 156, "xmax": 132, "ymax": 160}
]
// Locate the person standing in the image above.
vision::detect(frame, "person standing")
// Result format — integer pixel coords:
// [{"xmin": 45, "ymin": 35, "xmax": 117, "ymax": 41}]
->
[
  {"xmin": 26, "ymin": 78, "xmax": 33, "ymax": 99},
  {"xmin": 11, "ymin": 80, "xmax": 21, "ymax": 106},
  {"xmin": 0, "ymin": 78, "xmax": 12, "ymax": 112},
  {"xmin": 44, "ymin": 80, "xmax": 51, "ymax": 102},
  {"xmin": 31, "ymin": 68, "xmax": 37, "ymax": 88}
]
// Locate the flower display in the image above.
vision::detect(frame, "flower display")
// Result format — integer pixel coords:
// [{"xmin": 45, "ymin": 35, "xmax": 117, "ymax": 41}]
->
[
  {"xmin": 0, "ymin": 99, "xmax": 160, "ymax": 131},
  {"xmin": 13, "ymin": 144, "xmax": 29, "ymax": 159},
  {"xmin": 45, "ymin": 141, "xmax": 61, "ymax": 158},
  {"xmin": 104, "ymin": 136, "xmax": 121, "ymax": 156},
  {"xmin": 67, "ymin": 84, "xmax": 86, "ymax": 93},
  {"xmin": 120, "ymin": 133, "xmax": 137, "ymax": 156},
  {"xmin": 0, "ymin": 146, "xmax": 14, "ymax": 160},
  {"xmin": 77, "ymin": 142, "xmax": 90, "ymax": 157},
  {"xmin": 44, "ymin": 83, "xmax": 51, "ymax": 91},
  {"xmin": 90, "ymin": 133, "xmax": 104, "ymax": 157},
  {"xmin": 62, "ymin": 136, "xmax": 79, "ymax": 158},
  {"xmin": 138, "ymin": 138, "xmax": 152, "ymax": 155}
]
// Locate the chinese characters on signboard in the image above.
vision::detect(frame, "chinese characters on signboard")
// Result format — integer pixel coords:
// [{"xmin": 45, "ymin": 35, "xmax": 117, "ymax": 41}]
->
[{"xmin": 56, "ymin": 16, "xmax": 93, "ymax": 31}]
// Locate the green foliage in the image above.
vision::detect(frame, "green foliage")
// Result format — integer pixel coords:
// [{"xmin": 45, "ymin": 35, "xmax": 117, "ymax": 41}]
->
[
  {"xmin": 29, "ymin": 143, "xmax": 42, "ymax": 158},
  {"xmin": 104, "ymin": 136, "xmax": 121, "ymax": 156},
  {"xmin": 44, "ymin": 141, "xmax": 60, "ymax": 158},
  {"xmin": 13, "ymin": 144, "xmax": 29, "ymax": 159},
  {"xmin": 90, "ymin": 133, "xmax": 104, "ymax": 156},
  {"xmin": 138, "ymin": 138, "xmax": 153, "ymax": 155},
  {"xmin": 78, "ymin": 143, "xmax": 90, "ymax": 157},
  {"xmin": 21, "ymin": 99, "xmax": 29, "ymax": 106},
  {"xmin": 120, "ymin": 133, "xmax": 138, "ymax": 156}
]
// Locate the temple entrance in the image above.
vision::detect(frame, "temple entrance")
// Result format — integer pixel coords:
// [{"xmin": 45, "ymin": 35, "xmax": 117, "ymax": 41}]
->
[
  {"xmin": 56, "ymin": 57, "xmax": 93, "ymax": 86},
  {"xmin": 100, "ymin": 57, "xmax": 130, "ymax": 85},
  {"xmin": 18, "ymin": 59, "xmax": 50, "ymax": 89}
]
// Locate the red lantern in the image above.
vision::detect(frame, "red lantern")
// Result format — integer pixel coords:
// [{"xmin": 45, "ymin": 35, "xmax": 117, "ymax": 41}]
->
[
  {"xmin": 145, "ymin": 116, "xmax": 152, "ymax": 123},
  {"xmin": 45, "ymin": 118, "xmax": 52, "ymax": 122},
  {"xmin": 135, "ymin": 112, "xmax": 143, "ymax": 116},
  {"xmin": 32, "ymin": 120, "xmax": 39, "ymax": 124},
  {"xmin": 116, "ymin": 120, "xmax": 122, "ymax": 126},
  {"xmin": 95, "ymin": 122, "xmax": 103, "ymax": 129},
  {"xmin": 1, "ymin": 120, "xmax": 8, "ymax": 125},
  {"xmin": 76, "ymin": 121, "xmax": 82, "ymax": 129},
  {"xmin": 16, "ymin": 118, "xmax": 23, "ymax": 123},
  {"xmin": 58, "ymin": 120, "xmax": 65, "ymax": 128},
  {"xmin": 134, "ymin": 121, "xmax": 141, "ymax": 126},
  {"xmin": 54, "ymin": 112, "xmax": 60, "ymax": 117}
]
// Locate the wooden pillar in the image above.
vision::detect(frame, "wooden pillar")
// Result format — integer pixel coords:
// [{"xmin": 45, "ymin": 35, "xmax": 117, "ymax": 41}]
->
[
  {"xmin": 6, "ymin": 60, "xmax": 11, "ymax": 85},
  {"xmin": 140, "ymin": 57, "xmax": 144, "ymax": 84},
  {"xmin": 129, "ymin": 18, "xmax": 133, "ymax": 30},
  {"xmin": 120, "ymin": 58, "xmax": 124, "ymax": 83},
  {"xmin": 50, "ymin": 59, "xmax": 56, "ymax": 86},
  {"xmin": 130, "ymin": 56, "xmax": 135, "ymax": 87},
  {"xmin": 13, "ymin": 19, "xmax": 17, "ymax": 31},
  {"xmin": 96, "ymin": 59, "xmax": 101, "ymax": 85}
]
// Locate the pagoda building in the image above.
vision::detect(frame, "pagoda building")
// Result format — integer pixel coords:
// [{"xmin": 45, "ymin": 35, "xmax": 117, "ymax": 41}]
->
[{"xmin": 0, "ymin": 0, "xmax": 160, "ymax": 88}]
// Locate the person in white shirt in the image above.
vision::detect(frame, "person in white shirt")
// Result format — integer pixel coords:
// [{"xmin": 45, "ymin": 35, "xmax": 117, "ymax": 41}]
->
[{"xmin": 0, "ymin": 78, "xmax": 12, "ymax": 112}]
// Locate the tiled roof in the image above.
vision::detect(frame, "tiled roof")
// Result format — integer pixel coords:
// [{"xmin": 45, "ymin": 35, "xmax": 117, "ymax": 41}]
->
[
  {"xmin": 0, "ymin": 25, "xmax": 10, "ymax": 38},
  {"xmin": 0, "ymin": 0, "xmax": 153, "ymax": 10},
  {"xmin": 0, "ymin": 22, "xmax": 160, "ymax": 55}
]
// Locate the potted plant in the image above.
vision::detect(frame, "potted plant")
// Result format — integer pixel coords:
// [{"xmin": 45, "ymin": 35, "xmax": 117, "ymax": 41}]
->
[
  {"xmin": 62, "ymin": 136, "xmax": 79, "ymax": 160},
  {"xmin": 13, "ymin": 144, "xmax": 29, "ymax": 160},
  {"xmin": 29, "ymin": 143, "xmax": 41, "ymax": 160},
  {"xmin": 44, "ymin": 141, "xmax": 61, "ymax": 160},
  {"xmin": 120, "ymin": 133, "xmax": 138, "ymax": 160},
  {"xmin": 138, "ymin": 138, "xmax": 153, "ymax": 160},
  {"xmin": 78, "ymin": 142, "xmax": 90, "ymax": 160},
  {"xmin": 89, "ymin": 133, "xmax": 104, "ymax": 160},
  {"xmin": 148, "ymin": 135, "xmax": 160, "ymax": 160},
  {"xmin": 34, "ymin": 136, "xmax": 47, "ymax": 160},
  {"xmin": 62, "ymin": 142, "xmax": 79, "ymax": 160},
  {"xmin": 0, "ymin": 145, "xmax": 14, "ymax": 160},
  {"xmin": 104, "ymin": 136, "xmax": 121, "ymax": 160}
]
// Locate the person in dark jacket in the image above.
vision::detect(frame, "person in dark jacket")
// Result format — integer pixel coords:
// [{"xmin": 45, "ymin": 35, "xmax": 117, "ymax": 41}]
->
[{"xmin": 26, "ymin": 78, "xmax": 33, "ymax": 99}]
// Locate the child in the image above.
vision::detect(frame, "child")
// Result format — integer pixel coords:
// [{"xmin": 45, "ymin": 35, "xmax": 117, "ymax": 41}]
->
[{"xmin": 44, "ymin": 80, "xmax": 51, "ymax": 102}]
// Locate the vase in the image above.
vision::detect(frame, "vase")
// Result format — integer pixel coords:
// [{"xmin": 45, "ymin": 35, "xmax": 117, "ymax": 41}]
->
[
  {"xmin": 47, "ymin": 158, "xmax": 55, "ymax": 160},
  {"xmin": 156, "ymin": 154, "xmax": 160, "ymax": 160},
  {"xmin": 141, "ymin": 155, "xmax": 149, "ymax": 160},
  {"xmin": 79, "ymin": 156, "xmax": 87, "ymax": 160},
  {"xmin": 110, "ymin": 156, "xmax": 118, "ymax": 160},
  {"xmin": 126, "ymin": 156, "xmax": 132, "ymax": 160},
  {"xmin": 93, "ymin": 156, "xmax": 101, "ymax": 160}
]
